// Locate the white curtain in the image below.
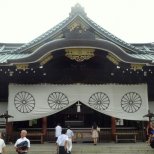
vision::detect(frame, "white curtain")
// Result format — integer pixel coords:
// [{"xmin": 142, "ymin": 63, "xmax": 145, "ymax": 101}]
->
[{"xmin": 8, "ymin": 84, "xmax": 149, "ymax": 121}]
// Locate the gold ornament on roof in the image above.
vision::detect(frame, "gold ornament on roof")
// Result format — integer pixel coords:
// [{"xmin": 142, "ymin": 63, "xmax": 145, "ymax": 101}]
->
[
  {"xmin": 131, "ymin": 64, "xmax": 144, "ymax": 71},
  {"xmin": 40, "ymin": 53, "xmax": 53, "ymax": 65},
  {"xmin": 16, "ymin": 64, "xmax": 29, "ymax": 71},
  {"xmin": 106, "ymin": 53, "xmax": 120, "ymax": 65},
  {"xmin": 68, "ymin": 19, "xmax": 88, "ymax": 32},
  {"xmin": 65, "ymin": 48, "xmax": 95, "ymax": 62}
]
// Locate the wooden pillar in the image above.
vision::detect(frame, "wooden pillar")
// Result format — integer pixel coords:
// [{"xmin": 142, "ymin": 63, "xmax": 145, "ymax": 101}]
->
[
  {"xmin": 42, "ymin": 117, "xmax": 47, "ymax": 135},
  {"xmin": 6, "ymin": 122, "xmax": 13, "ymax": 143},
  {"xmin": 111, "ymin": 117, "xmax": 116, "ymax": 141}
]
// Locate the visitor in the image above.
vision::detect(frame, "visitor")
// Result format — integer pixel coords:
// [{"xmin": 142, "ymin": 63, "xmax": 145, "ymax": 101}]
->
[
  {"xmin": 0, "ymin": 132, "xmax": 6, "ymax": 154},
  {"xmin": 146, "ymin": 122, "xmax": 154, "ymax": 144},
  {"xmin": 66, "ymin": 126, "xmax": 74, "ymax": 154},
  {"xmin": 56, "ymin": 129, "xmax": 68, "ymax": 154},
  {"xmin": 91, "ymin": 122, "xmax": 100, "ymax": 145},
  {"xmin": 55, "ymin": 123, "xmax": 62, "ymax": 141},
  {"xmin": 14, "ymin": 130, "xmax": 30, "ymax": 154}
]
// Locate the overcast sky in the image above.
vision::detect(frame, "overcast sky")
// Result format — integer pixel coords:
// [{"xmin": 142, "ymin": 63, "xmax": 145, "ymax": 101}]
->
[{"xmin": 0, "ymin": 0, "xmax": 154, "ymax": 43}]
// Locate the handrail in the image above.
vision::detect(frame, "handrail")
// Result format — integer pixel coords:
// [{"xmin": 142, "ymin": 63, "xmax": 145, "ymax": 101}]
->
[{"xmin": 19, "ymin": 127, "xmax": 138, "ymax": 130}]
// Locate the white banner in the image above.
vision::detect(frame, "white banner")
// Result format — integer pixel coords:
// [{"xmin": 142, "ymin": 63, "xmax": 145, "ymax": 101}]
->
[{"xmin": 8, "ymin": 84, "xmax": 149, "ymax": 121}]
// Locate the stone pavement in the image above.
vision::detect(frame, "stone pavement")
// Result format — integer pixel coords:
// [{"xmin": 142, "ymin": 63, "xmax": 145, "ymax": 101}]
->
[{"xmin": 6, "ymin": 142, "xmax": 153, "ymax": 154}]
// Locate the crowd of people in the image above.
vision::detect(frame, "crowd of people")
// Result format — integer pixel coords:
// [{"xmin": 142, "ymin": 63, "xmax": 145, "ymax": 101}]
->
[
  {"xmin": 55, "ymin": 124, "xmax": 74, "ymax": 154},
  {"xmin": 0, "ymin": 122, "xmax": 99, "ymax": 154},
  {"xmin": 0, "ymin": 121, "xmax": 154, "ymax": 154},
  {"xmin": 0, "ymin": 124, "xmax": 75, "ymax": 154},
  {"xmin": 55, "ymin": 122, "xmax": 100, "ymax": 154}
]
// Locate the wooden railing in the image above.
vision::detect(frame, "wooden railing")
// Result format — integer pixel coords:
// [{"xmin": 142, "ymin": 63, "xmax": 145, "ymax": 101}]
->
[
  {"xmin": 11, "ymin": 127, "xmax": 145, "ymax": 143},
  {"xmin": 46, "ymin": 128, "xmax": 112, "ymax": 143},
  {"xmin": 26, "ymin": 132, "xmax": 44, "ymax": 144},
  {"xmin": 114, "ymin": 132, "xmax": 138, "ymax": 143}
]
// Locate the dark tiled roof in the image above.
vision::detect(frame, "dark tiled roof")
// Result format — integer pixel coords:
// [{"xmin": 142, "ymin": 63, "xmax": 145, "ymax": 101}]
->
[{"xmin": 0, "ymin": 3, "xmax": 154, "ymax": 64}]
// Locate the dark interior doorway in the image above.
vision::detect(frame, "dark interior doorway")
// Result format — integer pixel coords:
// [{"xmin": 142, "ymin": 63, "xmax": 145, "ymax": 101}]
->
[{"xmin": 13, "ymin": 102, "xmax": 142, "ymax": 130}]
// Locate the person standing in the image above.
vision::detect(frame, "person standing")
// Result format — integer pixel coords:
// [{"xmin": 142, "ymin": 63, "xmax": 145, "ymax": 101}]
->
[
  {"xmin": 66, "ymin": 126, "xmax": 74, "ymax": 154},
  {"xmin": 56, "ymin": 129, "xmax": 68, "ymax": 154},
  {"xmin": 55, "ymin": 123, "xmax": 62, "ymax": 141},
  {"xmin": 146, "ymin": 122, "xmax": 154, "ymax": 144},
  {"xmin": 0, "ymin": 132, "xmax": 6, "ymax": 154},
  {"xmin": 14, "ymin": 130, "xmax": 30, "ymax": 154},
  {"xmin": 91, "ymin": 122, "xmax": 100, "ymax": 145}
]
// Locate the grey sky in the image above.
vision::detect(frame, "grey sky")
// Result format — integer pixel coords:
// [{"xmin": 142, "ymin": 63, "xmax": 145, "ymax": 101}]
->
[{"xmin": 0, "ymin": 0, "xmax": 154, "ymax": 43}]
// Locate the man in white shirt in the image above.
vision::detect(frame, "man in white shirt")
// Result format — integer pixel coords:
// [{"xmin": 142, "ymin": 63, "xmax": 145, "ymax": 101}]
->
[
  {"xmin": 66, "ymin": 126, "xmax": 74, "ymax": 154},
  {"xmin": 0, "ymin": 132, "xmax": 6, "ymax": 154},
  {"xmin": 55, "ymin": 123, "xmax": 62, "ymax": 140},
  {"xmin": 56, "ymin": 129, "xmax": 68, "ymax": 154},
  {"xmin": 14, "ymin": 130, "xmax": 30, "ymax": 154}
]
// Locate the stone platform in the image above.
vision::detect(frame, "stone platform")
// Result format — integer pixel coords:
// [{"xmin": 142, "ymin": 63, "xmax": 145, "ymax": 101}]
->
[{"xmin": 6, "ymin": 142, "xmax": 153, "ymax": 154}]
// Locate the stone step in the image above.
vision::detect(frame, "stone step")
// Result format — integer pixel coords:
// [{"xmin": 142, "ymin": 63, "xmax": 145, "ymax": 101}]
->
[{"xmin": 6, "ymin": 143, "xmax": 154, "ymax": 154}]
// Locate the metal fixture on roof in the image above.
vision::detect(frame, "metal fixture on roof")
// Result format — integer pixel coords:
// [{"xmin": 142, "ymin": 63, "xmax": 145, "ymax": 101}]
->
[
  {"xmin": 117, "ymin": 66, "xmax": 120, "ymax": 69},
  {"xmin": 69, "ymin": 3, "xmax": 87, "ymax": 17},
  {"xmin": 106, "ymin": 53, "xmax": 120, "ymax": 65},
  {"xmin": 16, "ymin": 64, "xmax": 29, "ymax": 71},
  {"xmin": 144, "ymin": 71, "xmax": 147, "ymax": 76},
  {"xmin": 143, "ymin": 46, "xmax": 151, "ymax": 52},
  {"xmin": 65, "ymin": 48, "xmax": 95, "ymax": 62},
  {"xmin": 40, "ymin": 54, "xmax": 53, "ymax": 65},
  {"xmin": 0, "ymin": 45, "xmax": 5, "ymax": 52},
  {"xmin": 39, "ymin": 65, "xmax": 43, "ymax": 69},
  {"xmin": 130, "ymin": 64, "xmax": 144, "ymax": 71}
]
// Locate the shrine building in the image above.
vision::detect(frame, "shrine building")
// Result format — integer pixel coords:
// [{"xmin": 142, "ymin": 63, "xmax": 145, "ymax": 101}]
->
[{"xmin": 0, "ymin": 4, "xmax": 154, "ymax": 143}]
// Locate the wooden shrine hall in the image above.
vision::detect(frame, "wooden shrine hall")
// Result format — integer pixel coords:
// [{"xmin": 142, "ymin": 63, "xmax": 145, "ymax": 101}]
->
[{"xmin": 0, "ymin": 4, "xmax": 154, "ymax": 143}]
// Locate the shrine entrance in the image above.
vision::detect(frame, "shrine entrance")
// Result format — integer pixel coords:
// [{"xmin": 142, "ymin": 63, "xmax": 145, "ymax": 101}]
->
[
  {"xmin": 47, "ymin": 102, "xmax": 111, "ymax": 128},
  {"xmin": 12, "ymin": 102, "xmax": 144, "ymax": 143}
]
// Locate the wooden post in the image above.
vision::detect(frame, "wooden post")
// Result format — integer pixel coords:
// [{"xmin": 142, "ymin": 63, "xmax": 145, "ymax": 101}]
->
[
  {"xmin": 6, "ymin": 122, "xmax": 13, "ymax": 143},
  {"xmin": 42, "ymin": 117, "xmax": 47, "ymax": 135},
  {"xmin": 111, "ymin": 117, "xmax": 116, "ymax": 141}
]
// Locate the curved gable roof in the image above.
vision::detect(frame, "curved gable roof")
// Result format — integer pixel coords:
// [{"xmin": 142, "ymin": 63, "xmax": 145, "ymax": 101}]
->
[
  {"xmin": 10, "ymin": 4, "xmax": 145, "ymax": 54},
  {"xmin": 0, "ymin": 3, "xmax": 154, "ymax": 65}
]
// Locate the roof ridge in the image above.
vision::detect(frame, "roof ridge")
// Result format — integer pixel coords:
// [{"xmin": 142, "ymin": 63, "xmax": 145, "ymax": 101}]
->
[
  {"xmin": 11, "ymin": 16, "xmax": 72, "ymax": 54},
  {"xmin": 84, "ymin": 15, "xmax": 146, "ymax": 54},
  {"xmin": 11, "ymin": 3, "xmax": 147, "ymax": 55},
  {"xmin": 11, "ymin": 3, "xmax": 88, "ymax": 54}
]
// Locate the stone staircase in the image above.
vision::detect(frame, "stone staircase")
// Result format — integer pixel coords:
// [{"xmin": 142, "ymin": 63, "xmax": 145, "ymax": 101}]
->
[{"xmin": 6, "ymin": 142, "xmax": 154, "ymax": 154}]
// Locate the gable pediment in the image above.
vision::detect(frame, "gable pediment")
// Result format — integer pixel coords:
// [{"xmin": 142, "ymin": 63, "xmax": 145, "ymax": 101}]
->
[{"xmin": 63, "ymin": 16, "xmax": 95, "ymax": 40}]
